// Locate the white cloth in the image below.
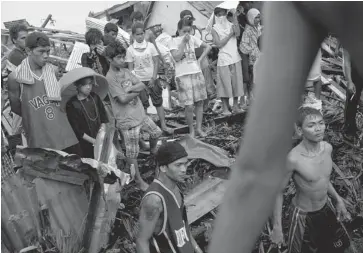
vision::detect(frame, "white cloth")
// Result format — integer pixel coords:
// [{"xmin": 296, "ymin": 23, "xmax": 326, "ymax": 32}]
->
[
  {"xmin": 125, "ymin": 42, "xmax": 159, "ymax": 81},
  {"xmin": 213, "ymin": 21, "xmax": 241, "ymax": 67},
  {"xmin": 133, "ymin": 40, "xmax": 147, "ymax": 50},
  {"xmin": 247, "ymin": 8, "xmax": 260, "ymax": 25},
  {"xmin": 169, "ymin": 35, "xmax": 203, "ymax": 77}
]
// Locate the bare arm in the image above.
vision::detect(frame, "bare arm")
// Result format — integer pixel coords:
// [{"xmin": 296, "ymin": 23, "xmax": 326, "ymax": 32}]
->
[
  {"xmin": 8, "ymin": 72, "xmax": 22, "ymax": 116},
  {"xmin": 170, "ymin": 39, "xmax": 187, "ymax": 62},
  {"xmin": 208, "ymin": 2, "xmax": 325, "ymax": 253},
  {"xmin": 197, "ymin": 42, "xmax": 212, "ymax": 64},
  {"xmin": 136, "ymin": 194, "xmax": 163, "ymax": 253},
  {"xmin": 128, "ymin": 62, "xmax": 134, "ymax": 72},
  {"xmin": 211, "ymin": 29, "xmax": 233, "ymax": 49},
  {"xmin": 152, "ymin": 55, "xmax": 159, "ymax": 80},
  {"xmin": 82, "ymin": 133, "xmax": 96, "ymax": 144},
  {"xmin": 271, "ymin": 154, "xmax": 295, "ymax": 245}
]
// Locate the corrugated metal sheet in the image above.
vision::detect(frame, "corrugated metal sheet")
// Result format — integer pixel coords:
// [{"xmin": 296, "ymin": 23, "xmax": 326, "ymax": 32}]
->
[
  {"xmin": 188, "ymin": 1, "xmax": 223, "ymax": 18},
  {"xmin": 3, "ymin": 19, "xmax": 30, "ymax": 29},
  {"xmin": 1, "ymin": 174, "xmax": 42, "ymax": 252},
  {"xmin": 34, "ymin": 178, "xmax": 88, "ymax": 253},
  {"xmin": 65, "ymin": 41, "xmax": 89, "ymax": 72}
]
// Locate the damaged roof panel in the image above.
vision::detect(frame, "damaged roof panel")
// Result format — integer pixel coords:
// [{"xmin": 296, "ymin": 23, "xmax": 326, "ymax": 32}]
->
[{"xmin": 188, "ymin": 1, "xmax": 223, "ymax": 18}]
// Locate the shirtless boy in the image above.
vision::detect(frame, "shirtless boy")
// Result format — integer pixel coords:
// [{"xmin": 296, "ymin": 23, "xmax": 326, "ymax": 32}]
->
[
  {"xmin": 271, "ymin": 107, "xmax": 351, "ymax": 253},
  {"xmin": 136, "ymin": 142, "xmax": 202, "ymax": 253}
]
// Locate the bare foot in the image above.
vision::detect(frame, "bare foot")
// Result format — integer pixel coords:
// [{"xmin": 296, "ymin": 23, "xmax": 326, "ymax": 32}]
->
[
  {"xmin": 136, "ymin": 180, "xmax": 149, "ymax": 191},
  {"xmin": 232, "ymin": 106, "xmax": 242, "ymax": 113},
  {"xmin": 161, "ymin": 127, "xmax": 174, "ymax": 135},
  {"xmin": 189, "ymin": 129, "xmax": 196, "ymax": 138},
  {"xmin": 196, "ymin": 129, "xmax": 207, "ymax": 138}
]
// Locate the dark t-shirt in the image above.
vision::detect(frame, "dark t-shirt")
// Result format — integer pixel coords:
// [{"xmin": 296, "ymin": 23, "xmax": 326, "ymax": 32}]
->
[
  {"xmin": 66, "ymin": 92, "xmax": 108, "ymax": 158},
  {"xmin": 81, "ymin": 51, "xmax": 110, "ymax": 77},
  {"xmin": 8, "ymin": 47, "xmax": 27, "ymax": 67}
]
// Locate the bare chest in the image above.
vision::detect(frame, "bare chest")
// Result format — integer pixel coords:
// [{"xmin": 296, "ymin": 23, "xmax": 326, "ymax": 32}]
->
[{"xmin": 294, "ymin": 151, "xmax": 332, "ymax": 183}]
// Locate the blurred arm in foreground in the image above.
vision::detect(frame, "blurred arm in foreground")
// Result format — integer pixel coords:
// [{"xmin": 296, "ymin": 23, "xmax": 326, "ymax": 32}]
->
[{"xmin": 208, "ymin": 2, "xmax": 363, "ymax": 253}]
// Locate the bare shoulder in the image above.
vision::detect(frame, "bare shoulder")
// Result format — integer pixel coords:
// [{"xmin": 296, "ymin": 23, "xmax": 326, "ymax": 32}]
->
[
  {"xmin": 323, "ymin": 141, "xmax": 333, "ymax": 154},
  {"xmin": 141, "ymin": 194, "xmax": 163, "ymax": 221},
  {"xmin": 287, "ymin": 146, "xmax": 300, "ymax": 172}
]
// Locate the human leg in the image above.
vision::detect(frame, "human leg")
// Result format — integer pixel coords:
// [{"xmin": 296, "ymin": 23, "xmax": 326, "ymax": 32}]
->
[
  {"xmin": 149, "ymin": 79, "xmax": 173, "ymax": 134},
  {"xmin": 185, "ymin": 104, "xmax": 195, "ymax": 137},
  {"xmin": 121, "ymin": 125, "xmax": 148, "ymax": 190},
  {"xmin": 194, "ymin": 100, "xmax": 206, "ymax": 137},
  {"xmin": 140, "ymin": 116, "xmax": 162, "ymax": 155}
]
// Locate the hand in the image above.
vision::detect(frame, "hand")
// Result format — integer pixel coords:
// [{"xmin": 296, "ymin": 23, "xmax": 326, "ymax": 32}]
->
[
  {"xmin": 124, "ymin": 86, "xmax": 133, "ymax": 94},
  {"xmin": 96, "ymin": 44, "xmax": 105, "ymax": 55},
  {"xmin": 183, "ymin": 33, "xmax": 191, "ymax": 44},
  {"xmin": 270, "ymin": 227, "xmax": 284, "ymax": 248},
  {"xmin": 336, "ymin": 199, "xmax": 351, "ymax": 222},
  {"xmin": 347, "ymin": 81, "xmax": 356, "ymax": 95},
  {"xmin": 149, "ymin": 78, "xmax": 156, "ymax": 88}
]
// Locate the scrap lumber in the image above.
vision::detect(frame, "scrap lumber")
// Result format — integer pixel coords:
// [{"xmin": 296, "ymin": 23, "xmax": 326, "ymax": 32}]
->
[
  {"xmin": 185, "ymin": 177, "xmax": 226, "ymax": 224},
  {"xmin": 321, "ymin": 75, "xmax": 346, "ymax": 100}
]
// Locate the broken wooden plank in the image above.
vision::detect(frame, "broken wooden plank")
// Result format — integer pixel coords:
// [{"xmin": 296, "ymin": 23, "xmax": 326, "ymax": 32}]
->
[
  {"xmin": 19, "ymin": 166, "xmax": 89, "ymax": 186},
  {"xmin": 185, "ymin": 176, "xmax": 226, "ymax": 224},
  {"xmin": 328, "ymin": 82, "xmax": 346, "ymax": 100}
]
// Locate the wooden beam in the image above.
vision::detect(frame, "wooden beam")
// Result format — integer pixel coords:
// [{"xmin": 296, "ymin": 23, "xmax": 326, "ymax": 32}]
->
[
  {"xmin": 41, "ymin": 14, "xmax": 52, "ymax": 28},
  {"xmin": 185, "ymin": 177, "xmax": 226, "ymax": 224}
]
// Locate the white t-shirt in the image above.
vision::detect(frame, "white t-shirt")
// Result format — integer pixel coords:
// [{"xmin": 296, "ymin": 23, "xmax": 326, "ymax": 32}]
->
[
  {"xmin": 169, "ymin": 35, "xmax": 203, "ymax": 77},
  {"xmin": 213, "ymin": 25, "xmax": 241, "ymax": 67},
  {"xmin": 126, "ymin": 42, "xmax": 159, "ymax": 81}
]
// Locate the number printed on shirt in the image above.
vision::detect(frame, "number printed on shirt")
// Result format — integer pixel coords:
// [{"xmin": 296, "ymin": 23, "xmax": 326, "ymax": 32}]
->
[{"xmin": 45, "ymin": 106, "xmax": 55, "ymax": 120}]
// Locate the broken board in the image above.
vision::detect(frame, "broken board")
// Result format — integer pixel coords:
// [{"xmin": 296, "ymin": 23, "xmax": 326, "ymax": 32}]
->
[{"xmin": 185, "ymin": 176, "xmax": 226, "ymax": 224}]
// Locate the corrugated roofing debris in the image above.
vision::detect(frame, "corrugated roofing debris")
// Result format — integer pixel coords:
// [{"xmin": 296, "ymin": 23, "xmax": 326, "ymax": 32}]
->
[
  {"xmin": 3, "ymin": 19, "xmax": 30, "ymax": 29},
  {"xmin": 188, "ymin": 1, "xmax": 223, "ymax": 18}
]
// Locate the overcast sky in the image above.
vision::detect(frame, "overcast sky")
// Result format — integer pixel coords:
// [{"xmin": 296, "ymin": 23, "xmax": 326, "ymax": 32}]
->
[{"xmin": 1, "ymin": 1, "xmax": 121, "ymax": 34}]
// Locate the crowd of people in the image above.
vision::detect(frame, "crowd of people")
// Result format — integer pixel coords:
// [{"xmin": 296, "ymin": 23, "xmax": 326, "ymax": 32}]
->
[{"xmin": 1, "ymin": 1, "xmax": 362, "ymax": 253}]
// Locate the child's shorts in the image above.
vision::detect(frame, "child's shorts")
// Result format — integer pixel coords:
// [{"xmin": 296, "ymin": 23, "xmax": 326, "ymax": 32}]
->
[
  {"xmin": 140, "ymin": 79, "xmax": 163, "ymax": 109},
  {"xmin": 175, "ymin": 72, "xmax": 207, "ymax": 106},
  {"xmin": 119, "ymin": 116, "xmax": 162, "ymax": 159}
]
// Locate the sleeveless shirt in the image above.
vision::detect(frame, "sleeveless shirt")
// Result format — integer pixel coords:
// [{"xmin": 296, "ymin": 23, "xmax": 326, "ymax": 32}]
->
[
  {"xmin": 20, "ymin": 74, "xmax": 78, "ymax": 150},
  {"xmin": 142, "ymin": 179, "xmax": 194, "ymax": 253}
]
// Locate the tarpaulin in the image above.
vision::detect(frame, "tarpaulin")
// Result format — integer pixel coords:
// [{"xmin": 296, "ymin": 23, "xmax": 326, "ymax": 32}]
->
[{"xmin": 178, "ymin": 136, "xmax": 232, "ymax": 168}]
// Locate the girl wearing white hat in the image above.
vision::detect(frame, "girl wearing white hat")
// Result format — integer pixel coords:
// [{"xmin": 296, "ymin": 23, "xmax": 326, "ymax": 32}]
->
[{"xmin": 60, "ymin": 67, "xmax": 109, "ymax": 158}]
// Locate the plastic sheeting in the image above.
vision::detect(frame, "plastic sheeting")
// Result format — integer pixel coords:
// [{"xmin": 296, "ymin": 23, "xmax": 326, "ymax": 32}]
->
[{"xmin": 178, "ymin": 136, "xmax": 233, "ymax": 168}]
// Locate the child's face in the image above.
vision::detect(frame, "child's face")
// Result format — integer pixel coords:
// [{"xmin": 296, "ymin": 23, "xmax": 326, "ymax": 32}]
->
[
  {"xmin": 132, "ymin": 18, "xmax": 144, "ymax": 25},
  {"xmin": 90, "ymin": 39, "xmax": 103, "ymax": 52},
  {"xmin": 299, "ymin": 114, "xmax": 326, "ymax": 142},
  {"xmin": 78, "ymin": 77, "xmax": 93, "ymax": 97},
  {"xmin": 254, "ymin": 14, "xmax": 261, "ymax": 26},
  {"xmin": 110, "ymin": 54, "xmax": 126, "ymax": 68},
  {"xmin": 133, "ymin": 28, "xmax": 145, "ymax": 43},
  {"xmin": 178, "ymin": 26, "xmax": 191, "ymax": 36},
  {"xmin": 106, "ymin": 31, "xmax": 118, "ymax": 40},
  {"xmin": 215, "ymin": 10, "xmax": 227, "ymax": 17},
  {"xmin": 15, "ymin": 30, "xmax": 28, "ymax": 50}
]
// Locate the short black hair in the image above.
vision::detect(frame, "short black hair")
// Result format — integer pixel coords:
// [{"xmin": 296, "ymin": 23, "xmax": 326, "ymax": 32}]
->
[
  {"xmin": 130, "ymin": 11, "xmax": 144, "ymax": 22},
  {"xmin": 177, "ymin": 18, "xmax": 193, "ymax": 31},
  {"xmin": 104, "ymin": 40, "xmax": 126, "ymax": 59},
  {"xmin": 132, "ymin": 22, "xmax": 144, "ymax": 34},
  {"xmin": 85, "ymin": 28, "xmax": 103, "ymax": 46},
  {"xmin": 75, "ymin": 76, "xmax": 93, "ymax": 87},
  {"xmin": 25, "ymin": 32, "xmax": 50, "ymax": 50},
  {"xmin": 104, "ymin": 22, "xmax": 118, "ymax": 34},
  {"xmin": 9, "ymin": 24, "xmax": 28, "ymax": 43},
  {"xmin": 296, "ymin": 107, "xmax": 323, "ymax": 127}
]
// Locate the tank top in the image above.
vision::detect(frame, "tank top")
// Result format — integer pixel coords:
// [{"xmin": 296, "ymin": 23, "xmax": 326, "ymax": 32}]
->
[
  {"xmin": 20, "ymin": 75, "xmax": 78, "ymax": 150},
  {"xmin": 142, "ymin": 179, "xmax": 194, "ymax": 253}
]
